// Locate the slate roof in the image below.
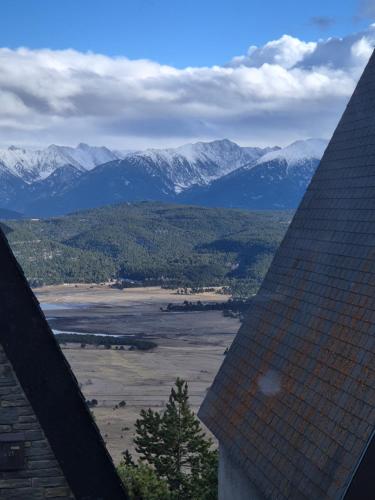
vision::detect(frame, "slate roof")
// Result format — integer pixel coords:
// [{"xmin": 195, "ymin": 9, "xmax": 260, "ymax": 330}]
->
[
  {"xmin": 199, "ymin": 51, "xmax": 375, "ymax": 500},
  {"xmin": 0, "ymin": 230, "xmax": 127, "ymax": 498}
]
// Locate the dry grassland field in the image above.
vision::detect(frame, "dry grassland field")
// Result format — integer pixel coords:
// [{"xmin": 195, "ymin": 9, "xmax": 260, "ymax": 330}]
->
[{"xmin": 35, "ymin": 284, "xmax": 240, "ymax": 463}]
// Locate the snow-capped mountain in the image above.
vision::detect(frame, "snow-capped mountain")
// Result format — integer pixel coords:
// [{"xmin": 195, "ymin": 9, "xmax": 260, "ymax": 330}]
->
[
  {"xmin": 0, "ymin": 143, "xmax": 121, "ymax": 183},
  {"xmin": 0, "ymin": 138, "xmax": 326, "ymax": 216},
  {"xmin": 132, "ymin": 139, "xmax": 276, "ymax": 193},
  {"xmin": 253, "ymin": 138, "xmax": 327, "ymax": 170},
  {"xmin": 0, "ymin": 139, "xmax": 272, "ymax": 187},
  {"xmin": 180, "ymin": 138, "xmax": 328, "ymax": 210},
  {"xmin": 21, "ymin": 140, "xmax": 274, "ymax": 216}
]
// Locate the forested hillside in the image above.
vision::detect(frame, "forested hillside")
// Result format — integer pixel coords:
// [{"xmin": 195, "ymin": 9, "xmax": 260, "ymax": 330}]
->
[{"xmin": 4, "ymin": 202, "xmax": 292, "ymax": 295}]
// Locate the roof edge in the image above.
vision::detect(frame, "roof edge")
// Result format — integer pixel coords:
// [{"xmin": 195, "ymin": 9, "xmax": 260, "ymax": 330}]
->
[{"xmin": 0, "ymin": 229, "xmax": 128, "ymax": 499}]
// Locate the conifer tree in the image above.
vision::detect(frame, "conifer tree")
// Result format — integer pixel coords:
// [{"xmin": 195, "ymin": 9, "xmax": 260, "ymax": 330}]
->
[
  {"xmin": 134, "ymin": 378, "xmax": 218, "ymax": 499},
  {"xmin": 117, "ymin": 461, "xmax": 171, "ymax": 500}
]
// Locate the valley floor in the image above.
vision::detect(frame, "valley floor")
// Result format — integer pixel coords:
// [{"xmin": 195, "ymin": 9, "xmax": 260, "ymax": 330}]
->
[{"xmin": 35, "ymin": 285, "xmax": 239, "ymax": 463}]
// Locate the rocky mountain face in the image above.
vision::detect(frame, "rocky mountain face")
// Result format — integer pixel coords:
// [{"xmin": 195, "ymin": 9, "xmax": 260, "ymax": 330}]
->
[
  {"xmin": 0, "ymin": 138, "xmax": 327, "ymax": 216},
  {"xmin": 180, "ymin": 139, "xmax": 327, "ymax": 209}
]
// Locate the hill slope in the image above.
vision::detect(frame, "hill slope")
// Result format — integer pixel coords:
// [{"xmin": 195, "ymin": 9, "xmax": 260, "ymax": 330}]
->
[{"xmin": 5, "ymin": 202, "xmax": 291, "ymax": 294}]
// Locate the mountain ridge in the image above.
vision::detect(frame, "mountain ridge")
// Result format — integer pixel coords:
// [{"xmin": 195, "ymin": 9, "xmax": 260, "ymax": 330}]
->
[
  {"xmin": 180, "ymin": 138, "xmax": 328, "ymax": 210},
  {"xmin": 0, "ymin": 138, "xmax": 327, "ymax": 216}
]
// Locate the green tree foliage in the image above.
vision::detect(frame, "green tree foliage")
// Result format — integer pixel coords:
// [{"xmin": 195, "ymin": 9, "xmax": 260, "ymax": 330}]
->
[
  {"xmin": 4, "ymin": 202, "xmax": 291, "ymax": 293},
  {"xmin": 133, "ymin": 378, "xmax": 218, "ymax": 499},
  {"xmin": 117, "ymin": 462, "xmax": 171, "ymax": 500}
]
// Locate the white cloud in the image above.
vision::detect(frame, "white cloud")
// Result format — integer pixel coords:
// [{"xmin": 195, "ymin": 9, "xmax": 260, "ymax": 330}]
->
[
  {"xmin": 231, "ymin": 35, "xmax": 317, "ymax": 69},
  {"xmin": 351, "ymin": 36, "xmax": 373, "ymax": 61},
  {"xmin": 0, "ymin": 26, "xmax": 374, "ymax": 149}
]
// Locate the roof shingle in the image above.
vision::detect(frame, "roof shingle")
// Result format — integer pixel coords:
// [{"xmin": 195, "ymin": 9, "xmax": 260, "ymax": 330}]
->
[{"xmin": 199, "ymin": 50, "xmax": 375, "ymax": 500}]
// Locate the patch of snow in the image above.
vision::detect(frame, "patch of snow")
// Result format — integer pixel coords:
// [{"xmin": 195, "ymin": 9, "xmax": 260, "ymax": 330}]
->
[
  {"xmin": 0, "ymin": 143, "xmax": 122, "ymax": 182},
  {"xmin": 123, "ymin": 139, "xmax": 272, "ymax": 190},
  {"xmin": 255, "ymin": 138, "xmax": 327, "ymax": 167}
]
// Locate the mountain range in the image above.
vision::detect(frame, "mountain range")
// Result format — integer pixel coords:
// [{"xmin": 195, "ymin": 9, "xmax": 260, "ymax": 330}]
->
[{"xmin": 0, "ymin": 138, "xmax": 327, "ymax": 217}]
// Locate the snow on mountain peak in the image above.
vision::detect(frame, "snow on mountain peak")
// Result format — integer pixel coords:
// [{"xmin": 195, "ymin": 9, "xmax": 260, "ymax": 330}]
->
[
  {"xmin": 0, "ymin": 137, "xmax": 331, "ymax": 216},
  {"xmin": 0, "ymin": 143, "xmax": 122, "ymax": 183},
  {"xmin": 125, "ymin": 139, "xmax": 270, "ymax": 193},
  {"xmin": 256, "ymin": 138, "xmax": 327, "ymax": 167},
  {"xmin": 0, "ymin": 138, "xmax": 327, "ymax": 202}
]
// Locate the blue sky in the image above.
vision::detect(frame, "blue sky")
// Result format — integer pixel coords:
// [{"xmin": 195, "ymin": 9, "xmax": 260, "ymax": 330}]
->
[
  {"xmin": 0, "ymin": 0, "xmax": 374, "ymax": 148},
  {"xmin": 1, "ymin": 0, "xmax": 370, "ymax": 66}
]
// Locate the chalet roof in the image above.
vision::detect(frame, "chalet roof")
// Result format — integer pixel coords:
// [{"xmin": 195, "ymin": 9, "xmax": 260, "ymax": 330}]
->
[
  {"xmin": 0, "ymin": 231, "xmax": 127, "ymax": 498},
  {"xmin": 199, "ymin": 51, "xmax": 375, "ymax": 500}
]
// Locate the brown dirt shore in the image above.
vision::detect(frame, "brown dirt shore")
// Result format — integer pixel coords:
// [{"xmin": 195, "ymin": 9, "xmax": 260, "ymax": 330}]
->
[{"xmin": 34, "ymin": 284, "xmax": 240, "ymax": 463}]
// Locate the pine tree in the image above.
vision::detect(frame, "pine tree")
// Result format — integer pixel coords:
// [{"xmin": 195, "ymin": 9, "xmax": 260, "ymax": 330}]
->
[
  {"xmin": 134, "ymin": 378, "xmax": 218, "ymax": 499},
  {"xmin": 122, "ymin": 449, "xmax": 135, "ymax": 466},
  {"xmin": 117, "ymin": 461, "xmax": 171, "ymax": 500}
]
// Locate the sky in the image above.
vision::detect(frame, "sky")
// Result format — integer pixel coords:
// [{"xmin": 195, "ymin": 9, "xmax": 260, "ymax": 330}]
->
[{"xmin": 1, "ymin": 0, "xmax": 375, "ymax": 149}]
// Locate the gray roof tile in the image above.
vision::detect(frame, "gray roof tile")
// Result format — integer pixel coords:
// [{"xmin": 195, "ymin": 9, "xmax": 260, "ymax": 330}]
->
[{"xmin": 199, "ymin": 50, "xmax": 375, "ymax": 500}]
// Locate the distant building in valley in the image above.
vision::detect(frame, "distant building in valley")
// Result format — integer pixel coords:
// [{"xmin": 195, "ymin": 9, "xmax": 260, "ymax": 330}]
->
[
  {"xmin": 199, "ymin": 50, "xmax": 375, "ymax": 499},
  {"xmin": 0, "ymin": 231, "xmax": 127, "ymax": 498}
]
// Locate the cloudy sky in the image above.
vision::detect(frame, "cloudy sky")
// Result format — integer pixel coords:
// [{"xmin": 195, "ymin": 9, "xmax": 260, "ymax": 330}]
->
[{"xmin": 1, "ymin": 0, "xmax": 375, "ymax": 149}]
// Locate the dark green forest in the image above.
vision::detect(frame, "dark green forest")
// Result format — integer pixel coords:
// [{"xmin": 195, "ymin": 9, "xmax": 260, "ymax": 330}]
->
[{"xmin": 3, "ymin": 202, "xmax": 291, "ymax": 296}]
